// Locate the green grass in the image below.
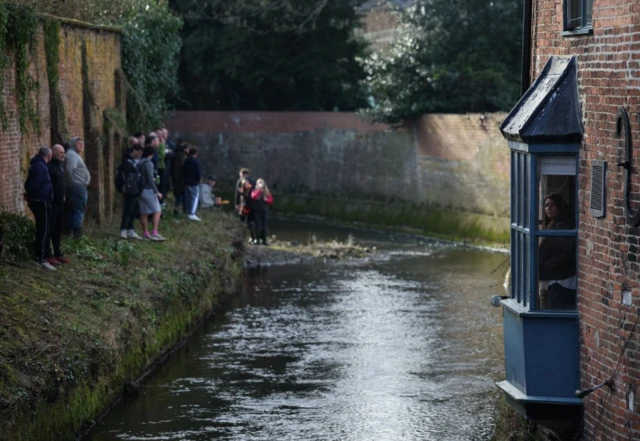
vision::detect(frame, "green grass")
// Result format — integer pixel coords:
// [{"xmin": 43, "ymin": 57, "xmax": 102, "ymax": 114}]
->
[{"xmin": 0, "ymin": 209, "xmax": 245, "ymax": 441}]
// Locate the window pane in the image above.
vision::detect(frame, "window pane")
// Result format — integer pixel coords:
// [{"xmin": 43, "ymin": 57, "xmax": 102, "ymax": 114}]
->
[
  {"xmin": 585, "ymin": 0, "xmax": 593, "ymax": 25},
  {"xmin": 566, "ymin": 0, "xmax": 582, "ymax": 29},
  {"xmin": 538, "ymin": 157, "xmax": 576, "ymax": 228},
  {"xmin": 538, "ymin": 236, "xmax": 577, "ymax": 310},
  {"xmin": 524, "ymin": 154, "xmax": 529, "ymax": 229}
]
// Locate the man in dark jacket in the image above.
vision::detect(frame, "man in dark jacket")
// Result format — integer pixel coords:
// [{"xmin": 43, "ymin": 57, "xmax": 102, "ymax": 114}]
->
[
  {"xmin": 172, "ymin": 142, "xmax": 189, "ymax": 215},
  {"xmin": 24, "ymin": 147, "xmax": 55, "ymax": 271},
  {"xmin": 183, "ymin": 146, "xmax": 202, "ymax": 221},
  {"xmin": 46, "ymin": 145, "xmax": 71, "ymax": 265}
]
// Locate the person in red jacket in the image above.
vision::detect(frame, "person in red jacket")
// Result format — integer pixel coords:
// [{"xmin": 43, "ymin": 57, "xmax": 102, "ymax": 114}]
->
[{"xmin": 250, "ymin": 178, "xmax": 274, "ymax": 245}]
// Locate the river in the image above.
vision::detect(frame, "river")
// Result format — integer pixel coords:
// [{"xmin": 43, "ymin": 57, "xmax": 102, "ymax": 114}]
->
[{"xmin": 86, "ymin": 220, "xmax": 507, "ymax": 441}]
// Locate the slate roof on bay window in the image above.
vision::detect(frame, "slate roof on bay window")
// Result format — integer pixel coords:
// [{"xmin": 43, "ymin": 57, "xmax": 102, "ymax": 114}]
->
[{"xmin": 500, "ymin": 56, "xmax": 583, "ymax": 144}]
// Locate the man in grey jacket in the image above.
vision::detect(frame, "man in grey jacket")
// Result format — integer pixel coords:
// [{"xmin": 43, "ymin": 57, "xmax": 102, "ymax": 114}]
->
[{"xmin": 64, "ymin": 137, "xmax": 91, "ymax": 239}]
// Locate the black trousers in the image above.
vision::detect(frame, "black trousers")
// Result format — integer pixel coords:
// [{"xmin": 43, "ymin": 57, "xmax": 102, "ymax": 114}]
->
[
  {"xmin": 120, "ymin": 194, "xmax": 140, "ymax": 230},
  {"xmin": 240, "ymin": 213, "xmax": 256, "ymax": 240},
  {"xmin": 159, "ymin": 168, "xmax": 169, "ymax": 202},
  {"xmin": 253, "ymin": 211, "xmax": 268, "ymax": 241},
  {"xmin": 47, "ymin": 204, "xmax": 64, "ymax": 257},
  {"xmin": 28, "ymin": 200, "xmax": 52, "ymax": 262}
]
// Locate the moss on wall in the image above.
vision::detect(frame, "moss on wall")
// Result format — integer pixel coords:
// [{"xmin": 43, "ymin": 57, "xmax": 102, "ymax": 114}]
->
[{"xmin": 271, "ymin": 194, "xmax": 510, "ymax": 245}]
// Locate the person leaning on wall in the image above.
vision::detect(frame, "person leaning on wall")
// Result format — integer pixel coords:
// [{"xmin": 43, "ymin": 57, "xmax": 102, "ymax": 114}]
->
[
  {"xmin": 64, "ymin": 137, "xmax": 91, "ymax": 239},
  {"xmin": 24, "ymin": 147, "xmax": 55, "ymax": 271}
]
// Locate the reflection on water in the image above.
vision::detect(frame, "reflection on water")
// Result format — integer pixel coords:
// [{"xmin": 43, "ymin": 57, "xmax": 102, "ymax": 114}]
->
[{"xmin": 86, "ymin": 221, "xmax": 506, "ymax": 441}]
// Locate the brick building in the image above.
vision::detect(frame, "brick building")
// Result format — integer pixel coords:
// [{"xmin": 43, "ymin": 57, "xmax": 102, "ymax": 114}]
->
[
  {"xmin": 357, "ymin": 0, "xmax": 414, "ymax": 51},
  {"xmin": 496, "ymin": 0, "xmax": 640, "ymax": 440}
]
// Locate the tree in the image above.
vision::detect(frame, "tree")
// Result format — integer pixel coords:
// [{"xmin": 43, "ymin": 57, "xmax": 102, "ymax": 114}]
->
[
  {"xmin": 169, "ymin": 0, "xmax": 369, "ymax": 112},
  {"xmin": 365, "ymin": 0, "xmax": 522, "ymax": 123}
]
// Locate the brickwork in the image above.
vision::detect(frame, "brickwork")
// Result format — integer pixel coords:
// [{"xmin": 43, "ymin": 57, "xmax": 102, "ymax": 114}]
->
[
  {"xmin": 0, "ymin": 21, "xmax": 121, "ymax": 222},
  {"xmin": 530, "ymin": 1, "xmax": 640, "ymax": 439},
  {"xmin": 167, "ymin": 111, "xmax": 510, "ymax": 218}
]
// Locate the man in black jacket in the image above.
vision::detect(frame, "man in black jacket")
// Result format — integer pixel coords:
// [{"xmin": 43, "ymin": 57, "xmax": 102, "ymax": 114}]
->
[
  {"xmin": 46, "ymin": 144, "xmax": 71, "ymax": 265},
  {"xmin": 183, "ymin": 146, "xmax": 202, "ymax": 221},
  {"xmin": 24, "ymin": 147, "xmax": 55, "ymax": 271}
]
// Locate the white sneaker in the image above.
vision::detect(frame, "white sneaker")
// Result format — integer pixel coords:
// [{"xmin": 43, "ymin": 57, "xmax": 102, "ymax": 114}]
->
[
  {"xmin": 127, "ymin": 230, "xmax": 143, "ymax": 240},
  {"xmin": 150, "ymin": 233, "xmax": 166, "ymax": 242},
  {"xmin": 188, "ymin": 214, "xmax": 201, "ymax": 221},
  {"xmin": 120, "ymin": 230, "xmax": 128, "ymax": 239},
  {"xmin": 38, "ymin": 261, "xmax": 57, "ymax": 271}
]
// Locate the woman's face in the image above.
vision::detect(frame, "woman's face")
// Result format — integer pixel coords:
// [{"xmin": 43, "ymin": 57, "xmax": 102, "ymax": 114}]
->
[{"xmin": 544, "ymin": 198, "xmax": 559, "ymax": 219}]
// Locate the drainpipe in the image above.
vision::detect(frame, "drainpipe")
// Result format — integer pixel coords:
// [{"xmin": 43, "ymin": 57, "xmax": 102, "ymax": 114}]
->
[{"xmin": 521, "ymin": 0, "xmax": 532, "ymax": 96}]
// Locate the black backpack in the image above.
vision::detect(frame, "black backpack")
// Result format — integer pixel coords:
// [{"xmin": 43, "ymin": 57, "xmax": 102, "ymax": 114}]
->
[{"xmin": 115, "ymin": 160, "xmax": 143, "ymax": 196}]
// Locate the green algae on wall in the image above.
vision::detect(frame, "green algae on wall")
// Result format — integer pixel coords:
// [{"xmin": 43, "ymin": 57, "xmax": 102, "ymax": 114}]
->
[{"xmin": 271, "ymin": 194, "xmax": 510, "ymax": 245}]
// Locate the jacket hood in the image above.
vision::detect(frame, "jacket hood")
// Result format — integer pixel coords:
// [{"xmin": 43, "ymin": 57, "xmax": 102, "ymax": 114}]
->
[
  {"xmin": 30, "ymin": 155, "xmax": 46, "ymax": 165},
  {"xmin": 69, "ymin": 136, "xmax": 82, "ymax": 152}
]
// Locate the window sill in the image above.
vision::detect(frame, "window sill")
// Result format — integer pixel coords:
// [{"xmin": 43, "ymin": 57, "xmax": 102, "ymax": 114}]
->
[{"xmin": 561, "ymin": 27, "xmax": 593, "ymax": 37}]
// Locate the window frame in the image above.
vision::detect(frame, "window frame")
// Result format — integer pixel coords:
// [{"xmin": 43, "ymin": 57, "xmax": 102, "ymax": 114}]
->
[
  {"xmin": 562, "ymin": 0, "xmax": 593, "ymax": 36},
  {"xmin": 510, "ymin": 151, "xmax": 579, "ymax": 312}
]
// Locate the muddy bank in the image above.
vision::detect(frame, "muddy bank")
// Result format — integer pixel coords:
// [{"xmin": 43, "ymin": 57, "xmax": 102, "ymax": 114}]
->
[
  {"xmin": 0, "ymin": 211, "xmax": 245, "ymax": 441},
  {"xmin": 243, "ymin": 235, "xmax": 375, "ymax": 268}
]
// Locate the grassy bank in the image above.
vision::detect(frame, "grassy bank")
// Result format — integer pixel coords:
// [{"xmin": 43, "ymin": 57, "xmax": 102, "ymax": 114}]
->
[{"xmin": 0, "ymin": 210, "xmax": 245, "ymax": 441}]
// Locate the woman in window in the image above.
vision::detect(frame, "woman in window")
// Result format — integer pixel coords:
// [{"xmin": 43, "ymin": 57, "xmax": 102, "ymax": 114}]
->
[{"xmin": 539, "ymin": 194, "xmax": 576, "ymax": 309}]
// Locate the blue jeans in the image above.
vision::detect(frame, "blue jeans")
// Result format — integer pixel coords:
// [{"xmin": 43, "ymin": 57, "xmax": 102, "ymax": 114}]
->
[
  {"xmin": 66, "ymin": 185, "xmax": 88, "ymax": 229},
  {"xmin": 185, "ymin": 185, "xmax": 199, "ymax": 215}
]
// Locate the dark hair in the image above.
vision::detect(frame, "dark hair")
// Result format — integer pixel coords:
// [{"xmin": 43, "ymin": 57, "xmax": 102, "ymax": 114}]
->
[
  {"xmin": 130, "ymin": 143, "xmax": 143, "ymax": 152},
  {"xmin": 240, "ymin": 168, "xmax": 249, "ymax": 176},
  {"xmin": 189, "ymin": 146, "xmax": 198, "ymax": 156},
  {"xmin": 544, "ymin": 193, "xmax": 572, "ymax": 228},
  {"xmin": 62, "ymin": 142, "xmax": 70, "ymax": 152},
  {"xmin": 208, "ymin": 174, "xmax": 217, "ymax": 181},
  {"xmin": 133, "ymin": 131, "xmax": 143, "ymax": 138},
  {"xmin": 142, "ymin": 146, "xmax": 155, "ymax": 158}
]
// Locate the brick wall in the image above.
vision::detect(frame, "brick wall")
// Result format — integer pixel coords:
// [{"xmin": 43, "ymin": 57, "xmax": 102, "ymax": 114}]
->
[
  {"xmin": 166, "ymin": 111, "xmax": 510, "ymax": 218},
  {"xmin": 0, "ymin": 20, "xmax": 122, "ymax": 222},
  {"xmin": 531, "ymin": 1, "xmax": 640, "ymax": 439}
]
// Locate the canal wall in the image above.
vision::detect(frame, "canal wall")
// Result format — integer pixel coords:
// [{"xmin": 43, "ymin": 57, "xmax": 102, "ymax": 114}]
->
[
  {"xmin": 0, "ymin": 213, "xmax": 245, "ymax": 441},
  {"xmin": 166, "ymin": 111, "xmax": 511, "ymax": 243},
  {"xmin": 0, "ymin": 17, "xmax": 125, "ymax": 223}
]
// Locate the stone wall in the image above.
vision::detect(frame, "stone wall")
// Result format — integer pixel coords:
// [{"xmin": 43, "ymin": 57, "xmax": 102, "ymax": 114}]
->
[
  {"xmin": 167, "ymin": 111, "xmax": 510, "ymax": 239},
  {"xmin": 531, "ymin": 0, "xmax": 640, "ymax": 439},
  {"xmin": 0, "ymin": 19, "xmax": 124, "ymax": 222}
]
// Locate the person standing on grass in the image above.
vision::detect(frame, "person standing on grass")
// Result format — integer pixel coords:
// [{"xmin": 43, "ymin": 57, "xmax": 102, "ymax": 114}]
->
[
  {"xmin": 234, "ymin": 168, "xmax": 250, "ymax": 215},
  {"xmin": 46, "ymin": 144, "xmax": 71, "ymax": 265},
  {"xmin": 172, "ymin": 141, "xmax": 189, "ymax": 215},
  {"xmin": 250, "ymin": 178, "xmax": 274, "ymax": 245},
  {"xmin": 64, "ymin": 137, "xmax": 91, "ymax": 239},
  {"xmin": 24, "ymin": 147, "xmax": 55, "ymax": 271},
  {"xmin": 119, "ymin": 144, "xmax": 144, "ymax": 240},
  {"xmin": 239, "ymin": 178, "xmax": 257, "ymax": 244},
  {"xmin": 183, "ymin": 146, "xmax": 202, "ymax": 221},
  {"xmin": 137, "ymin": 146, "xmax": 166, "ymax": 241}
]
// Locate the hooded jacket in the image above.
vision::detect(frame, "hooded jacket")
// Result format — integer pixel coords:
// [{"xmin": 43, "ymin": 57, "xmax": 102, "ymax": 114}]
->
[
  {"xmin": 183, "ymin": 155, "xmax": 202, "ymax": 187},
  {"xmin": 64, "ymin": 137, "xmax": 91, "ymax": 186},
  {"xmin": 24, "ymin": 155, "xmax": 53, "ymax": 202}
]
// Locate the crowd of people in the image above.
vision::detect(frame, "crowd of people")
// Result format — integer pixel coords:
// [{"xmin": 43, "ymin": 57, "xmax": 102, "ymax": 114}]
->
[{"xmin": 23, "ymin": 129, "xmax": 274, "ymax": 272}]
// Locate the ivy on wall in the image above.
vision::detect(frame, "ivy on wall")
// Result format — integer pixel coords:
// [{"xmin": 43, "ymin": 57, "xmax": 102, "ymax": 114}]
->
[
  {"xmin": 0, "ymin": 2, "xmax": 39, "ymax": 133},
  {"xmin": 43, "ymin": 18, "xmax": 68, "ymax": 143}
]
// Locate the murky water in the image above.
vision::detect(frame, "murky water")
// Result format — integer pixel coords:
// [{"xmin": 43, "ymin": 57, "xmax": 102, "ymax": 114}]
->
[{"xmin": 86, "ymin": 220, "xmax": 507, "ymax": 441}]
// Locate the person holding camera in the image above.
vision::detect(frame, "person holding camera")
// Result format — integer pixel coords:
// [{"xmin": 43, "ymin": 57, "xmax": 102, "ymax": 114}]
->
[{"xmin": 250, "ymin": 178, "xmax": 274, "ymax": 245}]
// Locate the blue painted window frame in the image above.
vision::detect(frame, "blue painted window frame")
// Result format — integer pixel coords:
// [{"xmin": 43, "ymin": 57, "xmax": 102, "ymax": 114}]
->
[
  {"xmin": 509, "ymin": 144, "xmax": 578, "ymax": 312},
  {"xmin": 562, "ymin": 0, "xmax": 593, "ymax": 35}
]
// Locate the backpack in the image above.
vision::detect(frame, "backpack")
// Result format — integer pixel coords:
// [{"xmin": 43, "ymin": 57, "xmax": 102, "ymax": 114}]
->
[{"xmin": 116, "ymin": 160, "xmax": 143, "ymax": 196}]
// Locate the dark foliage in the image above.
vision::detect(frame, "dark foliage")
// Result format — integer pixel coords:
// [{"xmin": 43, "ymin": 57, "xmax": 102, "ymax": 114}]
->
[
  {"xmin": 365, "ymin": 0, "xmax": 523, "ymax": 123},
  {"xmin": 169, "ymin": 0, "xmax": 369, "ymax": 111}
]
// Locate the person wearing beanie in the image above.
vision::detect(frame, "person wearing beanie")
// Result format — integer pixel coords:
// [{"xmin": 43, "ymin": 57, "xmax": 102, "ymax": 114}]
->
[
  {"xmin": 64, "ymin": 136, "xmax": 91, "ymax": 239},
  {"xmin": 199, "ymin": 174, "xmax": 219, "ymax": 209},
  {"xmin": 46, "ymin": 144, "xmax": 71, "ymax": 265}
]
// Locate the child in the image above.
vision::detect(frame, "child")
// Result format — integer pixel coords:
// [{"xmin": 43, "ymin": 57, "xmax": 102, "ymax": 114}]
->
[
  {"xmin": 250, "ymin": 178, "xmax": 274, "ymax": 245},
  {"xmin": 200, "ymin": 174, "xmax": 220, "ymax": 209}
]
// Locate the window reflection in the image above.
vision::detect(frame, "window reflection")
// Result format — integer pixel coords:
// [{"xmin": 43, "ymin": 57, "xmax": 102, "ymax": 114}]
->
[{"xmin": 538, "ymin": 194, "xmax": 577, "ymax": 310}]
